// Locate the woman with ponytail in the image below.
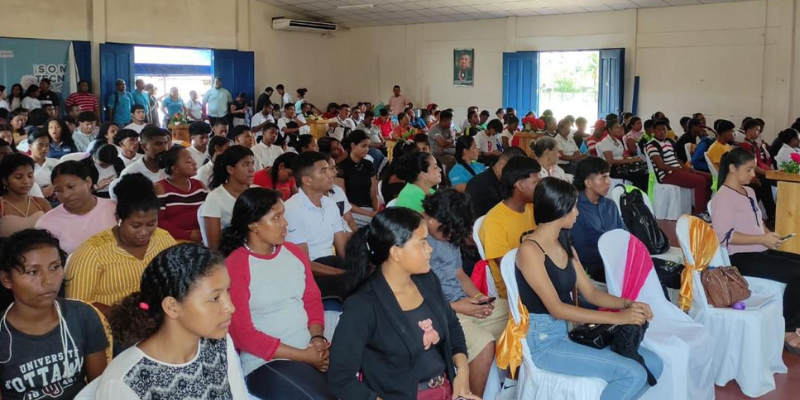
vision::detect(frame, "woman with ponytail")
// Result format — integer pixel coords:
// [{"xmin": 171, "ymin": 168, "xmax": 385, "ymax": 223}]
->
[
  {"xmin": 97, "ymin": 243, "xmax": 248, "ymax": 399},
  {"xmin": 449, "ymin": 136, "xmax": 486, "ymax": 192},
  {"xmin": 253, "ymin": 152, "xmax": 299, "ymax": 200},
  {"xmin": 154, "ymin": 146, "xmax": 208, "ymax": 242},
  {"xmin": 220, "ymin": 188, "xmax": 335, "ymax": 399},
  {"xmin": 711, "ymin": 147, "xmax": 800, "ymax": 353},
  {"xmin": 202, "ymin": 145, "xmax": 255, "ymax": 250},
  {"xmin": 0, "ymin": 229, "xmax": 108, "ymax": 400},
  {"xmin": 328, "ymin": 208, "xmax": 477, "ymax": 400}
]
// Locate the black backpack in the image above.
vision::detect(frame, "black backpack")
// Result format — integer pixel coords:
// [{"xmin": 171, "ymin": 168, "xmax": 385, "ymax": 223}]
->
[{"xmin": 618, "ymin": 186, "xmax": 670, "ymax": 255}]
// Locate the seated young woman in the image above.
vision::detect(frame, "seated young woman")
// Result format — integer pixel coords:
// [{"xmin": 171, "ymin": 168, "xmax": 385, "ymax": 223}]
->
[
  {"xmin": 395, "ymin": 151, "xmax": 442, "ymax": 213},
  {"xmin": 65, "ymin": 173, "xmax": 177, "ymax": 317},
  {"xmin": 336, "ymin": 130, "xmax": 379, "ymax": 227},
  {"xmin": 193, "ymin": 135, "xmax": 231, "ymax": 187},
  {"xmin": 516, "ymin": 177, "xmax": 662, "ymax": 400},
  {"xmin": 97, "ymin": 243, "xmax": 248, "ymax": 399},
  {"xmin": 254, "ymin": 152, "xmax": 299, "ymax": 200},
  {"xmin": 449, "ymin": 136, "xmax": 486, "ymax": 192},
  {"xmin": 328, "ymin": 207, "xmax": 478, "ymax": 400},
  {"xmin": 154, "ymin": 146, "xmax": 208, "ymax": 243},
  {"xmin": 27, "ymin": 129, "xmax": 60, "ymax": 200},
  {"xmin": 34, "ymin": 161, "xmax": 117, "ymax": 254},
  {"xmin": 0, "ymin": 229, "xmax": 108, "ymax": 400},
  {"xmin": 0, "ymin": 153, "xmax": 51, "ymax": 240},
  {"xmin": 202, "ymin": 145, "xmax": 256, "ymax": 250},
  {"xmin": 532, "ymin": 136, "xmax": 570, "ymax": 182},
  {"xmin": 596, "ymin": 120, "xmax": 648, "ymax": 192},
  {"xmin": 711, "ymin": 147, "xmax": 800, "ymax": 353},
  {"xmin": 219, "ymin": 187, "xmax": 336, "ymax": 400},
  {"xmin": 81, "ymin": 144, "xmax": 125, "ymax": 198}
]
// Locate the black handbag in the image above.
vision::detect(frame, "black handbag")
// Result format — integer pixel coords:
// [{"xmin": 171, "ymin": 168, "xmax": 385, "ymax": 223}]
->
[{"xmin": 568, "ymin": 322, "xmax": 618, "ymax": 349}]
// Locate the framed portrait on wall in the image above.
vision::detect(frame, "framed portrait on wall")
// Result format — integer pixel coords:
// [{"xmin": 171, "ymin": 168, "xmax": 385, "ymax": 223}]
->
[{"xmin": 453, "ymin": 48, "xmax": 474, "ymax": 87}]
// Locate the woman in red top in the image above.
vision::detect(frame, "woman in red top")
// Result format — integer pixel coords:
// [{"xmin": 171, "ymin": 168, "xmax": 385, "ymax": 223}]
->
[
  {"xmin": 253, "ymin": 152, "xmax": 299, "ymax": 200},
  {"xmin": 373, "ymin": 108, "xmax": 393, "ymax": 139},
  {"xmin": 738, "ymin": 119, "xmax": 776, "ymax": 220},
  {"xmin": 154, "ymin": 147, "xmax": 208, "ymax": 242},
  {"xmin": 392, "ymin": 112, "xmax": 411, "ymax": 140}
]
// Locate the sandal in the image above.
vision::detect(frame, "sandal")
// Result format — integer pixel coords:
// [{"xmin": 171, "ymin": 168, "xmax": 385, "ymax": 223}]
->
[{"xmin": 784, "ymin": 330, "xmax": 800, "ymax": 355}]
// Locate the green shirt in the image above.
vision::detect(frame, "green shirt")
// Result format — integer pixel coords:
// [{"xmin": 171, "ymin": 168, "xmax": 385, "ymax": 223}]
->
[{"xmin": 395, "ymin": 184, "xmax": 435, "ymax": 213}]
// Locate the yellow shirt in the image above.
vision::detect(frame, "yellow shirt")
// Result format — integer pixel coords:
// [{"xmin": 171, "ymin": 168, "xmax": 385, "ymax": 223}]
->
[
  {"xmin": 479, "ymin": 202, "xmax": 536, "ymax": 298},
  {"xmin": 65, "ymin": 228, "xmax": 177, "ymax": 305},
  {"xmin": 706, "ymin": 141, "xmax": 732, "ymax": 171}
]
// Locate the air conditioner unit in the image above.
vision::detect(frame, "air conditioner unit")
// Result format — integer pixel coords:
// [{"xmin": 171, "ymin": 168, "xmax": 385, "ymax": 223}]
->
[{"xmin": 272, "ymin": 18, "xmax": 338, "ymax": 33}]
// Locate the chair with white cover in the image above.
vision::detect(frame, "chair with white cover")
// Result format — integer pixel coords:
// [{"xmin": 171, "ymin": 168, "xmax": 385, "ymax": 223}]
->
[
  {"xmin": 704, "ymin": 152, "xmax": 719, "ymax": 192},
  {"xmin": 683, "ymin": 142, "xmax": 693, "ymax": 164},
  {"xmin": 58, "ymin": 152, "xmax": 89, "ymax": 164},
  {"xmin": 472, "ymin": 215, "xmax": 498, "ymax": 298},
  {"xmin": 675, "ymin": 215, "xmax": 786, "ymax": 397},
  {"xmin": 500, "ymin": 249, "xmax": 607, "ymax": 399},
  {"xmin": 643, "ymin": 151, "xmax": 692, "ymax": 220},
  {"xmin": 377, "ymin": 180, "xmax": 385, "ymax": 206},
  {"xmin": 599, "ymin": 229, "xmax": 715, "ymax": 400},
  {"xmin": 197, "ymin": 204, "xmax": 208, "ymax": 246},
  {"xmin": 386, "ymin": 198, "xmax": 398, "ymax": 208}
]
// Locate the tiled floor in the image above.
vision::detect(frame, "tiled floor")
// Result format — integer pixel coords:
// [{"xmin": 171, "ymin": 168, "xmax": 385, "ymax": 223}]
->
[{"xmin": 657, "ymin": 220, "xmax": 800, "ymax": 399}]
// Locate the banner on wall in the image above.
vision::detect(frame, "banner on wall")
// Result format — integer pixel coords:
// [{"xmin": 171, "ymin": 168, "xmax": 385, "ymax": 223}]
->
[{"xmin": 0, "ymin": 37, "xmax": 76, "ymax": 96}]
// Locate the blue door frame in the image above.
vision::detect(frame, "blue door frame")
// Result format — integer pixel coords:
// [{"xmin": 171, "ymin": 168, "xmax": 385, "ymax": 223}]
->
[
  {"xmin": 502, "ymin": 52, "xmax": 538, "ymax": 114},
  {"xmin": 598, "ymin": 48, "xmax": 625, "ymax": 118},
  {"xmin": 99, "ymin": 43, "xmax": 134, "ymax": 122}
]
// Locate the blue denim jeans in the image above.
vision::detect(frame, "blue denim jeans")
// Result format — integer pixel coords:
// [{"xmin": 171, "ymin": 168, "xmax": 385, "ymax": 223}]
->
[{"xmin": 526, "ymin": 313, "xmax": 663, "ymax": 400}]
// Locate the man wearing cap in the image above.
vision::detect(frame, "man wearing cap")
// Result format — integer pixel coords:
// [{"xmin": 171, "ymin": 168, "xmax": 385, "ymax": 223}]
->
[
  {"xmin": 693, "ymin": 112, "xmax": 717, "ymax": 139},
  {"xmin": 675, "ymin": 118, "xmax": 708, "ymax": 164},
  {"xmin": 106, "ymin": 79, "xmax": 134, "ymax": 126}
]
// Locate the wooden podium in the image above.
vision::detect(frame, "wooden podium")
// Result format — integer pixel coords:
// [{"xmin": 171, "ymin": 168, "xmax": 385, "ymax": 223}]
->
[
  {"xmin": 513, "ymin": 132, "xmax": 539, "ymax": 158},
  {"xmin": 168, "ymin": 124, "xmax": 190, "ymax": 143},
  {"xmin": 766, "ymin": 170, "xmax": 800, "ymax": 254},
  {"xmin": 306, "ymin": 119, "xmax": 333, "ymax": 139}
]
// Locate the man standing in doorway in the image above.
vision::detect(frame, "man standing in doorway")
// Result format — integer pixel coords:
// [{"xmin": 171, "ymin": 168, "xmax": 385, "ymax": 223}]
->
[
  {"xmin": 388, "ymin": 85, "xmax": 408, "ymax": 118},
  {"xmin": 132, "ymin": 79, "xmax": 150, "ymax": 122},
  {"xmin": 106, "ymin": 79, "xmax": 134, "ymax": 127},
  {"xmin": 202, "ymin": 77, "xmax": 233, "ymax": 126}
]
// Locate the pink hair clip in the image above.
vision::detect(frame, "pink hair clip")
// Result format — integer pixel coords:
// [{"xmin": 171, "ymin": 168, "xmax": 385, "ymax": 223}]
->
[{"xmin": 139, "ymin": 302, "xmax": 149, "ymax": 311}]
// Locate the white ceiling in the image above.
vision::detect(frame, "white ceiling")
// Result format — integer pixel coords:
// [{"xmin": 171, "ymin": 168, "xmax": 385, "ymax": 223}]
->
[{"xmin": 258, "ymin": 0, "xmax": 754, "ymax": 28}]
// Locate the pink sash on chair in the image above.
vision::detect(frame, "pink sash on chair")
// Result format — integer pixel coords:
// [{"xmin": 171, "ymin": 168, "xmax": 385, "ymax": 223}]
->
[{"xmin": 602, "ymin": 236, "xmax": 653, "ymax": 312}]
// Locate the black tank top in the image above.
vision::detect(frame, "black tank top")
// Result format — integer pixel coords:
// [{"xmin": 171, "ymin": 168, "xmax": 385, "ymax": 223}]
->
[{"xmin": 516, "ymin": 240, "xmax": 577, "ymax": 314}]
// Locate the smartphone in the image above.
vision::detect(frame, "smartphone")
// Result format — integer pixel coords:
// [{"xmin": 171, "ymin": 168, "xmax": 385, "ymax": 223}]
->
[
  {"xmin": 476, "ymin": 296, "xmax": 496, "ymax": 306},
  {"xmin": 781, "ymin": 233, "xmax": 797, "ymax": 241}
]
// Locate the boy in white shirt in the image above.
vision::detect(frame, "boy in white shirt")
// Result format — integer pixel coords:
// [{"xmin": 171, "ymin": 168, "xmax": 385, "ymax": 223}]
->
[
  {"xmin": 187, "ymin": 121, "xmax": 211, "ymax": 167},
  {"xmin": 251, "ymin": 123, "xmax": 284, "ymax": 170},
  {"xmin": 72, "ymin": 111, "xmax": 97, "ymax": 152},
  {"xmin": 211, "ymin": 119, "xmax": 228, "ymax": 138},
  {"xmin": 123, "ymin": 104, "xmax": 147, "ymax": 134},
  {"xmin": 327, "ymin": 104, "xmax": 356, "ymax": 141},
  {"xmin": 277, "ymin": 104, "xmax": 305, "ymax": 146},
  {"xmin": 251, "ymin": 102, "xmax": 275, "ymax": 140},
  {"xmin": 474, "ymin": 125, "xmax": 503, "ymax": 159}
]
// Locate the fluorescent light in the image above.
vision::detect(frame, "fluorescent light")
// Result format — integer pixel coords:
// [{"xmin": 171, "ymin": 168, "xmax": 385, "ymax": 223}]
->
[{"xmin": 337, "ymin": 4, "xmax": 374, "ymax": 10}]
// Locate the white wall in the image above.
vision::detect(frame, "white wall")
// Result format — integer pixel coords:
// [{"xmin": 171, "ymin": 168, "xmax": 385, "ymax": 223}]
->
[{"xmin": 336, "ymin": 0, "xmax": 799, "ymax": 140}]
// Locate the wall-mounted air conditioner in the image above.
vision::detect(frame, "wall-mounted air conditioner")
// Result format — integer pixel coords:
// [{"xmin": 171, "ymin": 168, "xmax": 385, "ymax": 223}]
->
[{"xmin": 272, "ymin": 18, "xmax": 338, "ymax": 33}]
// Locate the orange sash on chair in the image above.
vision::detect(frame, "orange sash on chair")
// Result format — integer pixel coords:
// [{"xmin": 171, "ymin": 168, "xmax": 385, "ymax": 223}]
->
[
  {"xmin": 496, "ymin": 298, "xmax": 529, "ymax": 378},
  {"xmin": 678, "ymin": 216, "xmax": 719, "ymax": 311}
]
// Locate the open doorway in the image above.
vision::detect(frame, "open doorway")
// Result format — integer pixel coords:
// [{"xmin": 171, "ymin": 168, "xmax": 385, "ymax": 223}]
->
[
  {"xmin": 134, "ymin": 46, "xmax": 212, "ymax": 126},
  {"xmin": 538, "ymin": 50, "xmax": 599, "ymax": 123}
]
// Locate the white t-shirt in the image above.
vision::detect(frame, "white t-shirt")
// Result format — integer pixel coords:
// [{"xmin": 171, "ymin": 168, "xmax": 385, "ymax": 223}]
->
[
  {"xmin": 187, "ymin": 144, "xmax": 209, "ymax": 168},
  {"xmin": 327, "ymin": 116, "xmax": 356, "ymax": 141},
  {"xmin": 554, "ymin": 133, "xmax": 579, "ymax": 164},
  {"xmin": 201, "ymin": 185, "xmax": 238, "ymax": 230},
  {"xmin": 285, "ymin": 188, "xmax": 344, "ymax": 260},
  {"xmin": 119, "ymin": 152, "xmax": 143, "ymax": 167},
  {"xmin": 185, "ymin": 99, "xmax": 203, "ymax": 121},
  {"xmin": 251, "ymin": 141, "xmax": 284, "ymax": 170},
  {"xmin": 109, "ymin": 157, "xmax": 166, "ymax": 199},
  {"xmin": 328, "ymin": 184, "xmax": 353, "ymax": 232},
  {"xmin": 194, "ymin": 160, "xmax": 214, "ymax": 187},
  {"xmin": 474, "ymin": 131, "xmax": 501, "ymax": 153},
  {"xmin": 94, "ymin": 335, "xmax": 248, "ymax": 400},
  {"xmin": 123, "ymin": 122, "xmax": 146, "ymax": 134},
  {"xmin": 21, "ymin": 96, "xmax": 41, "ymax": 110},
  {"xmin": 251, "ymin": 111, "xmax": 275, "ymax": 135},
  {"xmin": 775, "ymin": 143, "xmax": 800, "ymax": 167},
  {"xmin": 596, "ymin": 136, "xmax": 625, "ymax": 160},
  {"xmin": 94, "ymin": 158, "xmax": 118, "ymax": 193},
  {"xmin": 33, "ymin": 158, "xmax": 60, "ymax": 189}
]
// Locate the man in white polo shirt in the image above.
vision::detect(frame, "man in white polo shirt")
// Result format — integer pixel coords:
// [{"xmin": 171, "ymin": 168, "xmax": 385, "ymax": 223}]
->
[
  {"xmin": 251, "ymin": 101, "xmax": 275, "ymax": 140},
  {"xmin": 187, "ymin": 121, "xmax": 211, "ymax": 167},
  {"xmin": 284, "ymin": 151, "xmax": 350, "ymax": 298},
  {"xmin": 251, "ymin": 123, "xmax": 283, "ymax": 170}
]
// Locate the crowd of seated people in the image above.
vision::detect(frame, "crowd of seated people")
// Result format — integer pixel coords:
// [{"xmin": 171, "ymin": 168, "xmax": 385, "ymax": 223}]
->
[{"xmin": 2, "ymin": 77, "xmax": 800, "ymax": 399}]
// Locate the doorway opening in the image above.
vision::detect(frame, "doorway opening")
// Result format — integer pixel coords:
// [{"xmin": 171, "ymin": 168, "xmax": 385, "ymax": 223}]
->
[
  {"xmin": 133, "ymin": 46, "xmax": 212, "ymax": 125},
  {"xmin": 538, "ymin": 50, "xmax": 599, "ymax": 123}
]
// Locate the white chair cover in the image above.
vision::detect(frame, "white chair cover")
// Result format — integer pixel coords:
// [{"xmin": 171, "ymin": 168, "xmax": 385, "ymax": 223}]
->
[
  {"xmin": 73, "ymin": 379, "xmax": 97, "ymax": 400},
  {"xmin": 377, "ymin": 180, "xmax": 385, "ymax": 206},
  {"xmin": 683, "ymin": 142, "xmax": 693, "ymax": 164},
  {"xmin": 599, "ymin": 229, "xmax": 715, "ymax": 400},
  {"xmin": 197, "ymin": 204, "xmax": 209, "ymax": 246},
  {"xmin": 675, "ymin": 216, "xmax": 787, "ymax": 397},
  {"xmin": 472, "ymin": 215, "xmax": 499, "ymax": 298},
  {"xmin": 58, "ymin": 152, "xmax": 90, "ymax": 164},
  {"xmin": 704, "ymin": 152, "xmax": 718, "ymax": 180},
  {"xmin": 643, "ymin": 151, "xmax": 692, "ymax": 220},
  {"xmin": 500, "ymin": 249, "xmax": 607, "ymax": 399},
  {"xmin": 323, "ymin": 310, "xmax": 341, "ymax": 343},
  {"xmin": 386, "ymin": 198, "xmax": 398, "ymax": 208}
]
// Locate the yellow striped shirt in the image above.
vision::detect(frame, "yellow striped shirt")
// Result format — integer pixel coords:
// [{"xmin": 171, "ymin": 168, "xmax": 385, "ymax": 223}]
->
[{"xmin": 65, "ymin": 228, "xmax": 177, "ymax": 305}]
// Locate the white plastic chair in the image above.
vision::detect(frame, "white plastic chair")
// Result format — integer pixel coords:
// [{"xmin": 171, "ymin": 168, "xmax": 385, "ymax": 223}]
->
[
  {"xmin": 704, "ymin": 152, "xmax": 718, "ymax": 180},
  {"xmin": 643, "ymin": 151, "xmax": 692, "ymax": 220},
  {"xmin": 683, "ymin": 142, "xmax": 693, "ymax": 164},
  {"xmin": 472, "ymin": 215, "xmax": 498, "ymax": 298},
  {"xmin": 599, "ymin": 229, "xmax": 715, "ymax": 400},
  {"xmin": 197, "ymin": 204, "xmax": 209, "ymax": 246},
  {"xmin": 500, "ymin": 249, "xmax": 607, "ymax": 399},
  {"xmin": 675, "ymin": 216, "xmax": 787, "ymax": 397}
]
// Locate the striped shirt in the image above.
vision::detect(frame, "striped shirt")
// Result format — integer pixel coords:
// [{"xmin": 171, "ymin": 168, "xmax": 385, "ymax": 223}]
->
[
  {"xmin": 645, "ymin": 138, "xmax": 680, "ymax": 182},
  {"xmin": 65, "ymin": 228, "xmax": 177, "ymax": 305},
  {"xmin": 156, "ymin": 178, "xmax": 208, "ymax": 241},
  {"xmin": 65, "ymin": 92, "xmax": 99, "ymax": 113}
]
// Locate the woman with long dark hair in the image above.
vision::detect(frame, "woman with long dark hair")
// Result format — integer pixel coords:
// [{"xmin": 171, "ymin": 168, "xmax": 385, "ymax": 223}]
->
[
  {"xmin": 202, "ymin": 145, "xmax": 255, "ymax": 250},
  {"xmin": 395, "ymin": 152, "xmax": 442, "ymax": 213},
  {"xmin": 97, "ymin": 243, "xmax": 247, "ymax": 398},
  {"xmin": 27, "ymin": 129, "xmax": 60, "ymax": 199},
  {"xmin": 253, "ymin": 152, "xmax": 298, "ymax": 200},
  {"xmin": 515, "ymin": 177, "xmax": 661, "ymax": 400},
  {"xmin": 711, "ymin": 147, "xmax": 800, "ymax": 353},
  {"xmin": 8, "ymin": 84, "xmax": 23, "ymax": 112},
  {"xmin": 87, "ymin": 121, "xmax": 119, "ymax": 154},
  {"xmin": 336, "ymin": 130, "xmax": 379, "ymax": 227},
  {"xmin": 154, "ymin": 147, "xmax": 208, "ymax": 242},
  {"xmin": 0, "ymin": 229, "xmax": 108, "ymax": 399},
  {"xmin": 194, "ymin": 135, "xmax": 231, "ymax": 187},
  {"xmin": 449, "ymin": 135, "xmax": 486, "ymax": 192},
  {"xmin": 596, "ymin": 120, "xmax": 648, "ymax": 191},
  {"xmin": 328, "ymin": 207, "xmax": 477, "ymax": 400},
  {"xmin": 771, "ymin": 128, "xmax": 800, "ymax": 167},
  {"xmin": 220, "ymin": 188, "xmax": 335, "ymax": 399},
  {"xmin": 0, "ymin": 153, "xmax": 51, "ymax": 239},
  {"xmin": 47, "ymin": 118, "xmax": 77, "ymax": 158}
]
